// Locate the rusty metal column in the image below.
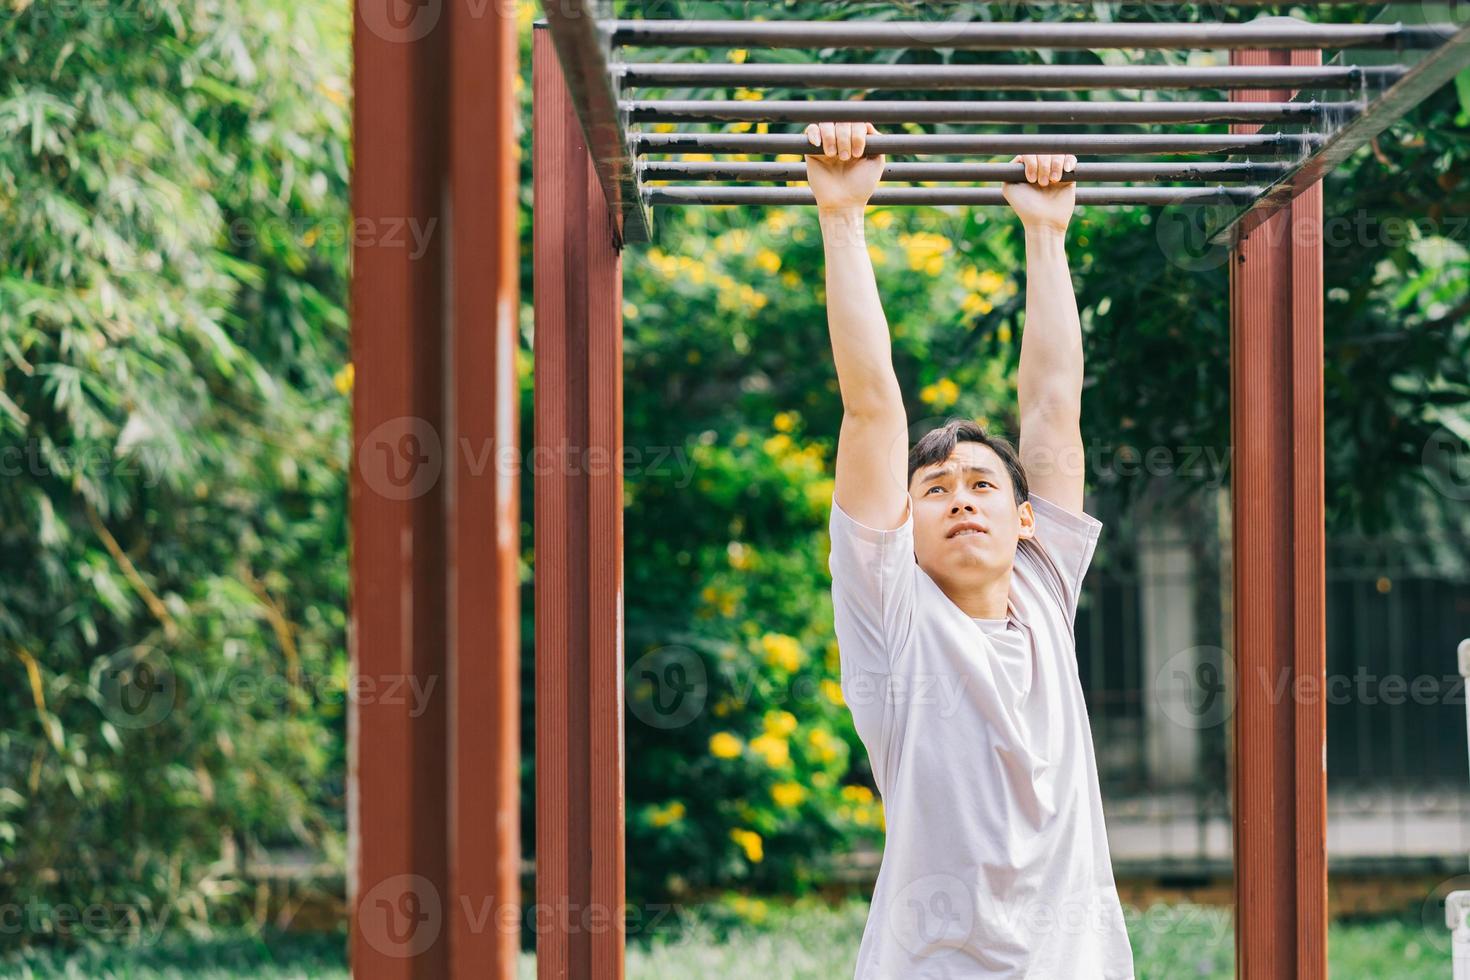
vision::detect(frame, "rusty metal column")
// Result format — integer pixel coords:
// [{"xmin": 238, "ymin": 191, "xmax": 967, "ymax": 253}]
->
[
  {"xmin": 448, "ymin": 0, "xmax": 523, "ymax": 976},
  {"xmin": 351, "ymin": 2, "xmax": 521, "ymax": 977},
  {"xmin": 1229, "ymin": 46, "xmax": 1328, "ymax": 980},
  {"xmin": 533, "ymin": 26, "xmax": 628, "ymax": 980}
]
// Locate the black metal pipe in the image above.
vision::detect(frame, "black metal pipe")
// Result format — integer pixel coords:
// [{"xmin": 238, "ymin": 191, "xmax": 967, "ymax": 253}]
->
[
  {"xmin": 624, "ymin": 98, "xmax": 1339, "ymax": 125},
  {"xmin": 617, "ymin": 62, "xmax": 1404, "ymax": 91},
  {"xmin": 611, "ymin": 19, "xmax": 1450, "ymax": 51},
  {"xmin": 635, "ymin": 132, "xmax": 1319, "ymax": 156},
  {"xmin": 646, "ymin": 185, "xmax": 1265, "ymax": 206},
  {"xmin": 639, "ymin": 161, "xmax": 1289, "ymax": 183}
]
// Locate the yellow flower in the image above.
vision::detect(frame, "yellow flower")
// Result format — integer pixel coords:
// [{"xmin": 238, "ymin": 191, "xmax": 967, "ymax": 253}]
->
[
  {"xmin": 653, "ymin": 122, "xmax": 677, "ymax": 134},
  {"xmin": 760, "ymin": 633, "xmax": 804, "ymax": 673},
  {"xmin": 899, "ymin": 231, "xmax": 952, "ymax": 272},
  {"xmin": 870, "ymin": 210, "xmax": 894, "ymax": 230},
  {"xmin": 773, "ymin": 411, "xmax": 797, "ymax": 433},
  {"xmin": 733, "ymin": 431, "xmax": 751, "ymax": 448},
  {"xmin": 807, "ymin": 728, "xmax": 840, "ymax": 763},
  {"xmin": 623, "ymin": 302, "xmax": 639, "ymax": 319},
  {"xmin": 333, "ymin": 363, "xmax": 355, "ymax": 396},
  {"xmin": 755, "ymin": 248, "xmax": 782, "ymax": 274},
  {"xmin": 978, "ymin": 270, "xmax": 1007, "ymax": 294},
  {"xmin": 821, "ymin": 679, "xmax": 845, "ymax": 706},
  {"xmin": 763, "ymin": 709, "xmax": 798, "ymax": 737},
  {"xmin": 803, "ymin": 477, "xmax": 835, "ymax": 515},
  {"xmin": 734, "ymin": 87, "xmax": 764, "ymax": 101},
  {"xmin": 762, "ymin": 433, "xmax": 793, "ymax": 457},
  {"xmin": 841, "ymin": 784, "xmax": 875, "ymax": 804},
  {"xmin": 709, "ymin": 732, "xmax": 744, "ymax": 759},
  {"xmin": 730, "ymin": 121, "xmax": 754, "ymax": 134},
  {"xmin": 730, "ymin": 828, "xmax": 764, "ymax": 862},
  {"xmin": 961, "ymin": 293, "xmax": 993, "ymax": 317},
  {"xmin": 649, "ymin": 801, "xmax": 686, "ymax": 828},
  {"xmin": 780, "ymin": 270, "xmax": 800, "ymax": 288},
  {"xmin": 919, "ymin": 377, "xmax": 960, "ymax": 409},
  {"xmin": 749, "ymin": 733, "xmax": 791, "ymax": 768},
  {"xmin": 771, "ymin": 781, "xmax": 807, "ymax": 808},
  {"xmin": 728, "ymin": 893, "xmax": 768, "ymax": 923},
  {"xmin": 867, "ymin": 243, "xmax": 886, "ymax": 266},
  {"xmin": 997, "ymin": 325, "xmax": 1013, "ymax": 344},
  {"xmin": 728, "ymin": 48, "xmax": 749, "ymax": 64}
]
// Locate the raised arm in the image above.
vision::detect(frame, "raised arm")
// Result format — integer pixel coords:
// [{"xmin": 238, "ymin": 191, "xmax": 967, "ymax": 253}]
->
[
  {"xmin": 1003, "ymin": 154, "xmax": 1087, "ymax": 515},
  {"xmin": 805, "ymin": 121, "xmax": 909, "ymax": 532}
]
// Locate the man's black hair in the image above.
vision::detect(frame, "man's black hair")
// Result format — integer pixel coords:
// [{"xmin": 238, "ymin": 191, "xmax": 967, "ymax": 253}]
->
[{"xmin": 906, "ymin": 418, "xmax": 1029, "ymax": 507}]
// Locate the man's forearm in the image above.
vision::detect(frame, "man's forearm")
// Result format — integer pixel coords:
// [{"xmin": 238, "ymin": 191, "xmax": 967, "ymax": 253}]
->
[
  {"xmin": 1017, "ymin": 226, "xmax": 1083, "ymax": 416},
  {"xmin": 820, "ymin": 206, "xmax": 902, "ymax": 416}
]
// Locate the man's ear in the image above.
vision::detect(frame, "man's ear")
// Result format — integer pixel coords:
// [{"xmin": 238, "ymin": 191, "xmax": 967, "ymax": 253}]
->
[{"xmin": 1017, "ymin": 500, "xmax": 1037, "ymax": 540}]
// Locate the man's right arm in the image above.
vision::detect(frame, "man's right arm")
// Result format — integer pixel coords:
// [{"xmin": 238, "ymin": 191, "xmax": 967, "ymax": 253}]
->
[{"xmin": 807, "ymin": 121, "xmax": 909, "ymax": 532}]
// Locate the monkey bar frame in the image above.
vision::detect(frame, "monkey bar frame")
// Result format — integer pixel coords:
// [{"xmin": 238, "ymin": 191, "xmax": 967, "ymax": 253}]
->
[{"xmin": 347, "ymin": 2, "xmax": 1470, "ymax": 979}]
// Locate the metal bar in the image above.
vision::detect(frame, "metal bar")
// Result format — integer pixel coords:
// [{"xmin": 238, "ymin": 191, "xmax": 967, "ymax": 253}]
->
[
  {"xmin": 624, "ymin": 98, "xmax": 1339, "ymax": 125},
  {"xmin": 618, "ymin": 62, "xmax": 1403, "ymax": 91},
  {"xmin": 647, "ymin": 185, "xmax": 1264, "ymax": 206},
  {"xmin": 637, "ymin": 132, "xmax": 1318, "ymax": 156},
  {"xmin": 611, "ymin": 18, "xmax": 1451, "ymax": 51},
  {"xmin": 351, "ymin": 1, "xmax": 449, "ymax": 977},
  {"xmin": 1228, "ymin": 46, "xmax": 1327, "ymax": 980},
  {"xmin": 449, "ymin": 0, "xmax": 520, "ymax": 977},
  {"xmin": 1211, "ymin": 21, "xmax": 1470, "ymax": 244},
  {"xmin": 641, "ymin": 160, "xmax": 1287, "ymax": 182},
  {"xmin": 538, "ymin": 14, "xmax": 651, "ymax": 244},
  {"xmin": 534, "ymin": 29, "xmax": 627, "ymax": 980}
]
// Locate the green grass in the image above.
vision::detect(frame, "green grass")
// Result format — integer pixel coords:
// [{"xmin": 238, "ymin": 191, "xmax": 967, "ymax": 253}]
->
[{"xmin": 1, "ymin": 899, "xmax": 1452, "ymax": 978}]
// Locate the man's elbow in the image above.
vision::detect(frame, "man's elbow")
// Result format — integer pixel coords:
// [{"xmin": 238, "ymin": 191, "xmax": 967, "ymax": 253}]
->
[
  {"xmin": 1020, "ymin": 390, "xmax": 1081, "ymax": 429},
  {"xmin": 840, "ymin": 377, "xmax": 905, "ymax": 422}
]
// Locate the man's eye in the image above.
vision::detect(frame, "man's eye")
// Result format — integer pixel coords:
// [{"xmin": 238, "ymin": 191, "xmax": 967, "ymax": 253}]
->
[
  {"xmin": 974, "ymin": 481, "xmax": 993, "ymax": 490},
  {"xmin": 925, "ymin": 485, "xmax": 944, "ymax": 495}
]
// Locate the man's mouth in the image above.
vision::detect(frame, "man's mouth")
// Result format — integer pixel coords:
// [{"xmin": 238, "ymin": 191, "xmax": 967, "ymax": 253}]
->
[{"xmin": 947, "ymin": 522, "xmax": 987, "ymax": 539}]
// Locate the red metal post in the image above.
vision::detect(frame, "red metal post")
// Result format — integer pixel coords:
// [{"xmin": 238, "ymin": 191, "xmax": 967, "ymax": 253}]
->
[
  {"xmin": 533, "ymin": 26, "xmax": 628, "ymax": 980},
  {"xmin": 448, "ymin": 0, "xmax": 523, "ymax": 976},
  {"xmin": 351, "ymin": 2, "xmax": 521, "ymax": 977},
  {"xmin": 1229, "ymin": 47, "xmax": 1328, "ymax": 980}
]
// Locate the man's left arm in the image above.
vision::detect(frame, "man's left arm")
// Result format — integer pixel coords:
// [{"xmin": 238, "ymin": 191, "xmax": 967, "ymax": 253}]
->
[{"xmin": 1004, "ymin": 153, "xmax": 1086, "ymax": 515}]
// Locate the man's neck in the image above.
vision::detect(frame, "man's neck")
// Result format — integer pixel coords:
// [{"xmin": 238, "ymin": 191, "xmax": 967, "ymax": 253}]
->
[{"xmin": 938, "ymin": 567, "xmax": 1014, "ymax": 620}]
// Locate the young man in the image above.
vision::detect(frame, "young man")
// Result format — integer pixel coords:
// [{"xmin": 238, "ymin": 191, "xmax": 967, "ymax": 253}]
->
[{"xmin": 805, "ymin": 120, "xmax": 1136, "ymax": 979}]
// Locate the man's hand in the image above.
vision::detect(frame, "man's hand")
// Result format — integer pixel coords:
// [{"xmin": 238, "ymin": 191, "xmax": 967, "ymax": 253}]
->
[
  {"xmin": 805, "ymin": 122, "xmax": 885, "ymax": 212},
  {"xmin": 1002, "ymin": 154, "xmax": 1078, "ymax": 234}
]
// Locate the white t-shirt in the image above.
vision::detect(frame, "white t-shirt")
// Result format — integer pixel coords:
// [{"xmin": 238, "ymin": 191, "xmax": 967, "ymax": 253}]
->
[{"xmin": 828, "ymin": 492, "xmax": 1136, "ymax": 980}]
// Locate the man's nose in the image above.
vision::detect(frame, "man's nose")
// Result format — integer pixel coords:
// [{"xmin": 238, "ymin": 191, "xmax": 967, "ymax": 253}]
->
[{"xmin": 950, "ymin": 497, "xmax": 976, "ymax": 514}]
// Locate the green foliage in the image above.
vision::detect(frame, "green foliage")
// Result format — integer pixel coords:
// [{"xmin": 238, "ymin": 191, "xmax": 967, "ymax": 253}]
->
[{"xmin": 0, "ymin": 0, "xmax": 351, "ymax": 948}]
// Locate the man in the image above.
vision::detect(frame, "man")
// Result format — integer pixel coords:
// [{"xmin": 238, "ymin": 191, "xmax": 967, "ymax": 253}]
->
[{"xmin": 805, "ymin": 120, "xmax": 1136, "ymax": 979}]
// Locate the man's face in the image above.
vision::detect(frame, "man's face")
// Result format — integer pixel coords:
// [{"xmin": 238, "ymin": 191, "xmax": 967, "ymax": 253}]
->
[{"xmin": 908, "ymin": 440, "xmax": 1035, "ymax": 591}]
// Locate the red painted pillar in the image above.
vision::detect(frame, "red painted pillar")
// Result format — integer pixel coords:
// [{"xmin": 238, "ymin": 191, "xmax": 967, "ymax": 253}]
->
[
  {"xmin": 532, "ymin": 26, "xmax": 627, "ymax": 980},
  {"xmin": 1229, "ymin": 47, "xmax": 1328, "ymax": 980},
  {"xmin": 350, "ymin": 2, "xmax": 521, "ymax": 977}
]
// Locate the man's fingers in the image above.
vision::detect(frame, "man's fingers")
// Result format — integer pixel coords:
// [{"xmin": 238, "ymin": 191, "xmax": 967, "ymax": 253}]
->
[
  {"xmin": 1065, "ymin": 155, "xmax": 1078, "ymax": 173},
  {"xmin": 837, "ymin": 122, "xmax": 853, "ymax": 160},
  {"xmin": 821, "ymin": 122, "xmax": 836, "ymax": 156},
  {"xmin": 805, "ymin": 123, "xmax": 821, "ymax": 151},
  {"xmin": 1036, "ymin": 154, "xmax": 1052, "ymax": 187},
  {"xmin": 1050, "ymin": 155, "xmax": 1065, "ymax": 185},
  {"xmin": 852, "ymin": 124, "xmax": 867, "ymax": 158},
  {"xmin": 1023, "ymin": 155, "xmax": 1038, "ymax": 182}
]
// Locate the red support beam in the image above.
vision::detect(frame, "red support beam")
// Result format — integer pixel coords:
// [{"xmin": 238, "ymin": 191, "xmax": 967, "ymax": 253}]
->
[
  {"xmin": 448, "ymin": 0, "xmax": 523, "ymax": 976},
  {"xmin": 1229, "ymin": 47, "xmax": 1328, "ymax": 980},
  {"xmin": 533, "ymin": 26, "xmax": 628, "ymax": 980},
  {"xmin": 351, "ymin": 2, "xmax": 521, "ymax": 977}
]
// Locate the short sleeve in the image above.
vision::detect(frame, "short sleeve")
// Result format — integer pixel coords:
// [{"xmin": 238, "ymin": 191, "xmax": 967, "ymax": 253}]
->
[
  {"xmin": 1016, "ymin": 493, "xmax": 1103, "ymax": 621},
  {"xmin": 827, "ymin": 494, "xmax": 917, "ymax": 675}
]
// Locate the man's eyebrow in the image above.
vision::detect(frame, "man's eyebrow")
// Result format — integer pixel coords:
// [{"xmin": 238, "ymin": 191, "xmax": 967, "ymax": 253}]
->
[{"xmin": 919, "ymin": 463, "xmax": 998, "ymax": 484}]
